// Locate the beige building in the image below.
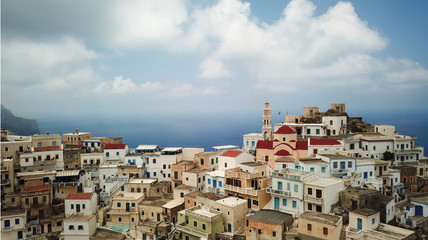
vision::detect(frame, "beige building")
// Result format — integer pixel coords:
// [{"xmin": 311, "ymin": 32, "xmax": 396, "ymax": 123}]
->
[
  {"xmin": 298, "ymin": 211, "xmax": 342, "ymax": 240},
  {"xmin": 1, "ymin": 209, "xmax": 27, "ymax": 240},
  {"xmin": 61, "ymin": 214, "xmax": 97, "ymax": 240},
  {"xmin": 304, "ymin": 177, "xmax": 344, "ymax": 214},
  {"xmin": 63, "ymin": 129, "xmax": 92, "ymax": 145},
  {"xmin": 1, "ymin": 159, "xmax": 15, "ymax": 195},
  {"xmin": 182, "ymin": 168, "xmax": 209, "ymax": 192},
  {"xmin": 171, "ymin": 160, "xmax": 195, "ymax": 188},
  {"xmin": 1, "ymin": 133, "xmax": 31, "ymax": 166},
  {"xmin": 106, "ymin": 192, "xmax": 145, "ymax": 226},
  {"xmin": 31, "ymin": 133, "xmax": 61, "ymax": 148},
  {"xmin": 194, "ymin": 151, "xmax": 220, "ymax": 170}
]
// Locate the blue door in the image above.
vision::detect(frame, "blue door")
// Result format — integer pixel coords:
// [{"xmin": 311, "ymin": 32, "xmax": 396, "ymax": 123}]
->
[
  {"xmin": 227, "ymin": 223, "xmax": 232, "ymax": 232},
  {"xmin": 340, "ymin": 162, "xmax": 345, "ymax": 169},
  {"xmin": 147, "ymin": 172, "xmax": 150, "ymax": 178},
  {"xmin": 126, "ymin": 203, "xmax": 130, "ymax": 212},
  {"xmin": 416, "ymin": 205, "xmax": 423, "ymax": 216},
  {"xmin": 274, "ymin": 197, "xmax": 280, "ymax": 209},
  {"xmin": 278, "ymin": 182, "xmax": 283, "ymax": 190},
  {"xmin": 18, "ymin": 231, "xmax": 23, "ymax": 239},
  {"xmin": 363, "ymin": 172, "xmax": 368, "ymax": 179},
  {"xmin": 357, "ymin": 218, "xmax": 362, "ymax": 230},
  {"xmin": 406, "ymin": 218, "xmax": 413, "ymax": 226},
  {"xmin": 213, "ymin": 180, "xmax": 217, "ymax": 188}
]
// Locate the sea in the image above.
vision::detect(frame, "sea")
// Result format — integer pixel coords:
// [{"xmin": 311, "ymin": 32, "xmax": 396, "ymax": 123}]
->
[{"xmin": 38, "ymin": 111, "xmax": 428, "ymax": 153}]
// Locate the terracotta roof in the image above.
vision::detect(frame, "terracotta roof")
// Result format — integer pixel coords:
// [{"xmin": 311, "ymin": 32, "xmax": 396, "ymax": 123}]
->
[
  {"xmin": 274, "ymin": 150, "xmax": 291, "ymax": 156},
  {"xmin": 23, "ymin": 185, "xmax": 49, "ymax": 193},
  {"xmin": 296, "ymin": 141, "xmax": 308, "ymax": 150},
  {"xmin": 67, "ymin": 192, "xmax": 93, "ymax": 199},
  {"xmin": 274, "ymin": 126, "xmax": 296, "ymax": 134},
  {"xmin": 275, "ymin": 157, "xmax": 295, "ymax": 162},
  {"xmin": 256, "ymin": 140, "xmax": 274, "ymax": 150},
  {"xmin": 34, "ymin": 146, "xmax": 61, "ymax": 152},
  {"xmin": 309, "ymin": 138, "xmax": 341, "ymax": 146},
  {"xmin": 104, "ymin": 144, "xmax": 127, "ymax": 149},
  {"xmin": 221, "ymin": 150, "xmax": 242, "ymax": 158}
]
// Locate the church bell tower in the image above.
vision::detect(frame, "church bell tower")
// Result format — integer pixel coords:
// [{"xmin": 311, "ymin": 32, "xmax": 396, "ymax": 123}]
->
[{"xmin": 262, "ymin": 102, "xmax": 272, "ymax": 140}]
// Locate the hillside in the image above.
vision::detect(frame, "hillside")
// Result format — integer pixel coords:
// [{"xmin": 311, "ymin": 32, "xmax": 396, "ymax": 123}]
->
[{"xmin": 1, "ymin": 105, "xmax": 40, "ymax": 136}]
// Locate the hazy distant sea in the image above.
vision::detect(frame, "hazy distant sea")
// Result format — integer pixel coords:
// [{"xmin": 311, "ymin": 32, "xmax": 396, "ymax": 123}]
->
[{"xmin": 38, "ymin": 111, "xmax": 428, "ymax": 153}]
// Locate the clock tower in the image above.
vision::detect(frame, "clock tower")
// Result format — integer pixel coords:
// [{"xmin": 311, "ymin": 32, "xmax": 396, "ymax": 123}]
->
[{"xmin": 262, "ymin": 102, "xmax": 272, "ymax": 140}]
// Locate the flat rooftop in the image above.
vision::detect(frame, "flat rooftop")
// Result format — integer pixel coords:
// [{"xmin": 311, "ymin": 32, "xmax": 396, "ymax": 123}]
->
[
  {"xmin": 351, "ymin": 208, "xmax": 378, "ymax": 216},
  {"xmin": 140, "ymin": 198, "xmax": 168, "ymax": 207},
  {"xmin": 185, "ymin": 168, "xmax": 209, "ymax": 174},
  {"xmin": 196, "ymin": 151, "xmax": 218, "ymax": 157},
  {"xmin": 163, "ymin": 199, "xmax": 184, "ymax": 209},
  {"xmin": 410, "ymin": 195, "xmax": 428, "ymax": 204},
  {"xmin": 319, "ymin": 153, "xmax": 353, "ymax": 159},
  {"xmin": 240, "ymin": 161, "xmax": 266, "ymax": 167},
  {"xmin": 206, "ymin": 170, "xmax": 225, "ymax": 177},
  {"xmin": 175, "ymin": 184, "xmax": 197, "ymax": 191},
  {"xmin": 300, "ymin": 211, "xmax": 341, "ymax": 225},
  {"xmin": 186, "ymin": 191, "xmax": 223, "ymax": 201},
  {"xmin": 1, "ymin": 209, "xmax": 26, "ymax": 217},
  {"xmin": 90, "ymin": 228, "xmax": 126, "ymax": 240},
  {"xmin": 129, "ymin": 178, "xmax": 157, "ymax": 184},
  {"xmin": 305, "ymin": 177, "xmax": 343, "ymax": 187},
  {"xmin": 114, "ymin": 192, "xmax": 144, "ymax": 200},
  {"xmin": 216, "ymin": 197, "xmax": 247, "ymax": 207},
  {"xmin": 247, "ymin": 209, "xmax": 292, "ymax": 225},
  {"xmin": 174, "ymin": 160, "xmax": 195, "ymax": 166}
]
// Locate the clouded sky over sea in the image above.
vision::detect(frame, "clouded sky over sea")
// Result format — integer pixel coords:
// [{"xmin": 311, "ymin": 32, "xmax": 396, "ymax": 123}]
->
[{"xmin": 2, "ymin": 0, "xmax": 428, "ymax": 120}]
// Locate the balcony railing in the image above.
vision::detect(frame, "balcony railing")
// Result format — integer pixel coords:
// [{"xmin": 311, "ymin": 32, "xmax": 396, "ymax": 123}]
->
[
  {"xmin": 223, "ymin": 184, "xmax": 263, "ymax": 196},
  {"xmin": 207, "ymin": 186, "xmax": 219, "ymax": 193},
  {"xmin": 395, "ymin": 149, "xmax": 422, "ymax": 154},
  {"xmin": 266, "ymin": 187, "xmax": 291, "ymax": 197},
  {"xmin": 225, "ymin": 171, "xmax": 262, "ymax": 179},
  {"xmin": 393, "ymin": 183, "xmax": 404, "ymax": 189},
  {"xmin": 185, "ymin": 209, "xmax": 221, "ymax": 222},
  {"xmin": 1, "ymin": 166, "xmax": 8, "ymax": 171},
  {"xmin": 176, "ymin": 224, "xmax": 209, "ymax": 239},
  {"xmin": 331, "ymin": 169, "xmax": 348, "ymax": 174},
  {"xmin": 304, "ymin": 195, "xmax": 324, "ymax": 204}
]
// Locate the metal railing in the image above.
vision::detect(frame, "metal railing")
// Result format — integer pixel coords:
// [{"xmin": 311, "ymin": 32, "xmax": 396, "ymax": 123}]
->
[
  {"xmin": 223, "ymin": 184, "xmax": 262, "ymax": 196},
  {"xmin": 266, "ymin": 187, "xmax": 291, "ymax": 197}
]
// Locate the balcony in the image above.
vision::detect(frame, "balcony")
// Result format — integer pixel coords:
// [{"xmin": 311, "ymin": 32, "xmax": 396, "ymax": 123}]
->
[
  {"xmin": 1, "ymin": 179, "xmax": 10, "ymax": 185},
  {"xmin": 1, "ymin": 166, "xmax": 8, "ymax": 172},
  {"xmin": 225, "ymin": 171, "xmax": 262, "ymax": 179},
  {"xmin": 395, "ymin": 148, "xmax": 422, "ymax": 154},
  {"xmin": 331, "ymin": 168, "xmax": 348, "ymax": 174},
  {"xmin": 223, "ymin": 184, "xmax": 263, "ymax": 196},
  {"xmin": 266, "ymin": 187, "xmax": 291, "ymax": 197},
  {"xmin": 207, "ymin": 186, "xmax": 219, "ymax": 193},
  {"xmin": 176, "ymin": 224, "xmax": 209, "ymax": 239},
  {"xmin": 393, "ymin": 183, "xmax": 404, "ymax": 189},
  {"xmin": 304, "ymin": 195, "xmax": 324, "ymax": 204},
  {"xmin": 26, "ymin": 218, "xmax": 39, "ymax": 227}
]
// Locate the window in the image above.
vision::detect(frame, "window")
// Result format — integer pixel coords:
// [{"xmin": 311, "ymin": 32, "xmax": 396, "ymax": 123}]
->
[
  {"xmin": 273, "ymin": 231, "xmax": 276, "ymax": 237},
  {"xmin": 202, "ymin": 223, "xmax": 206, "ymax": 230},
  {"xmin": 78, "ymin": 225, "xmax": 84, "ymax": 230},
  {"xmin": 252, "ymin": 141, "xmax": 255, "ymax": 147},
  {"xmin": 71, "ymin": 204, "xmax": 74, "ymax": 209},
  {"xmin": 246, "ymin": 141, "xmax": 249, "ymax": 146},
  {"xmin": 282, "ymin": 137, "xmax": 286, "ymax": 141},
  {"xmin": 117, "ymin": 202, "xmax": 121, "ymax": 207},
  {"xmin": 283, "ymin": 199, "xmax": 287, "ymax": 206},
  {"xmin": 313, "ymin": 149, "xmax": 318, "ymax": 154},
  {"xmin": 307, "ymin": 224, "xmax": 312, "ymax": 231},
  {"xmin": 316, "ymin": 129, "xmax": 320, "ymax": 135},
  {"xmin": 307, "ymin": 129, "xmax": 311, "ymax": 134},
  {"xmin": 37, "ymin": 142, "xmax": 42, "ymax": 147},
  {"xmin": 116, "ymin": 152, "xmax": 119, "ymax": 156},
  {"xmin": 121, "ymin": 186, "xmax": 125, "ymax": 191},
  {"xmin": 287, "ymin": 183, "xmax": 290, "ymax": 191},
  {"xmin": 69, "ymin": 225, "xmax": 74, "ymax": 230},
  {"xmin": 82, "ymin": 204, "xmax": 85, "ymax": 209},
  {"xmin": 308, "ymin": 188, "xmax": 312, "ymax": 195},
  {"xmin": 350, "ymin": 143, "xmax": 355, "ymax": 150},
  {"xmin": 216, "ymin": 157, "xmax": 218, "ymax": 163},
  {"xmin": 330, "ymin": 120, "xmax": 333, "ymax": 125},
  {"xmin": 180, "ymin": 192, "xmax": 184, "ymax": 198},
  {"xmin": 310, "ymin": 167, "xmax": 314, "ymax": 172},
  {"xmin": 333, "ymin": 162, "xmax": 338, "ymax": 168},
  {"xmin": 211, "ymin": 159, "xmax": 214, "ymax": 165},
  {"xmin": 15, "ymin": 218, "xmax": 20, "ymax": 224},
  {"xmin": 52, "ymin": 141, "xmax": 57, "ymax": 146},
  {"xmin": 348, "ymin": 161, "xmax": 353, "ymax": 168},
  {"xmin": 154, "ymin": 172, "xmax": 157, "ymax": 177},
  {"xmin": 131, "ymin": 217, "xmax": 135, "ymax": 222},
  {"xmin": 372, "ymin": 218, "xmax": 375, "ymax": 224},
  {"xmin": 225, "ymin": 163, "xmax": 227, "ymax": 168},
  {"xmin": 292, "ymin": 200, "xmax": 297, "ymax": 208},
  {"xmin": 208, "ymin": 179, "xmax": 211, "ymax": 184},
  {"xmin": 308, "ymin": 203, "xmax": 312, "ymax": 210},
  {"xmin": 294, "ymin": 184, "xmax": 298, "ymax": 192},
  {"xmin": 258, "ymin": 229, "xmax": 262, "ymax": 234},
  {"xmin": 106, "ymin": 152, "xmax": 110, "ymax": 157},
  {"xmin": 118, "ymin": 217, "xmax": 122, "ymax": 222},
  {"xmin": 201, "ymin": 159, "xmax": 204, "ymax": 165},
  {"xmin": 321, "ymin": 167, "xmax": 326, "ymax": 173},
  {"xmin": 106, "ymin": 214, "xmax": 110, "ymax": 218},
  {"xmin": 153, "ymin": 159, "xmax": 156, "ymax": 164},
  {"xmin": 323, "ymin": 227, "xmax": 328, "ymax": 235},
  {"xmin": 219, "ymin": 181, "xmax": 222, "ymax": 187},
  {"xmin": 193, "ymin": 221, "xmax": 197, "ymax": 227},
  {"xmin": 57, "ymin": 221, "xmax": 62, "ymax": 227}
]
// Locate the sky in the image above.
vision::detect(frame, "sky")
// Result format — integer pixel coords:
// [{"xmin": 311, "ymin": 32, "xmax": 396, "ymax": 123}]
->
[{"xmin": 2, "ymin": 0, "xmax": 428, "ymax": 121}]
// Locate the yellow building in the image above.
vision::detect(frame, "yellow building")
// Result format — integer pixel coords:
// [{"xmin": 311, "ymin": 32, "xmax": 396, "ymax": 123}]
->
[
  {"xmin": 298, "ymin": 211, "xmax": 342, "ymax": 240},
  {"xmin": 106, "ymin": 192, "xmax": 145, "ymax": 226}
]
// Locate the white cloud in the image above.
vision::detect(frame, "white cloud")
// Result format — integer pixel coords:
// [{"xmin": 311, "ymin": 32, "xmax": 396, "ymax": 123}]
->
[{"xmin": 199, "ymin": 59, "xmax": 231, "ymax": 79}]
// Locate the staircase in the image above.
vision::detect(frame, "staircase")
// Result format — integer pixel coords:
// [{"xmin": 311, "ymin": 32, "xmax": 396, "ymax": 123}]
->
[{"xmin": 340, "ymin": 225, "xmax": 347, "ymax": 240}]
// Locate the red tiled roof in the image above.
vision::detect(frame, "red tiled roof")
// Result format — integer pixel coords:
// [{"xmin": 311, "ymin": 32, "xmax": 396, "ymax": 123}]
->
[
  {"xmin": 23, "ymin": 185, "xmax": 49, "ymax": 193},
  {"xmin": 274, "ymin": 126, "xmax": 296, "ymax": 134},
  {"xmin": 104, "ymin": 144, "xmax": 127, "ymax": 149},
  {"xmin": 275, "ymin": 157, "xmax": 295, "ymax": 162},
  {"xmin": 256, "ymin": 140, "xmax": 274, "ymax": 150},
  {"xmin": 296, "ymin": 141, "xmax": 308, "ymax": 150},
  {"xmin": 221, "ymin": 150, "xmax": 242, "ymax": 158},
  {"xmin": 309, "ymin": 138, "xmax": 341, "ymax": 146},
  {"xmin": 34, "ymin": 146, "xmax": 61, "ymax": 152},
  {"xmin": 274, "ymin": 150, "xmax": 291, "ymax": 156},
  {"xmin": 67, "ymin": 193, "xmax": 93, "ymax": 200}
]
